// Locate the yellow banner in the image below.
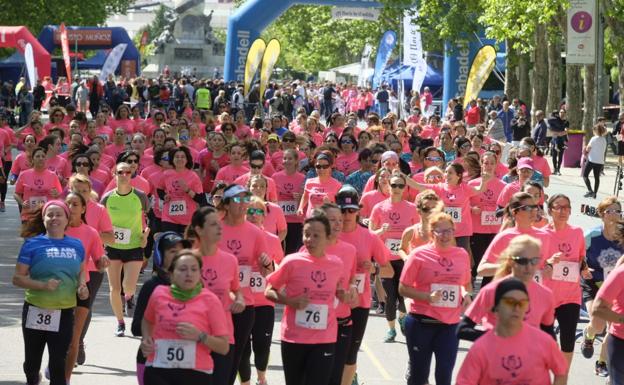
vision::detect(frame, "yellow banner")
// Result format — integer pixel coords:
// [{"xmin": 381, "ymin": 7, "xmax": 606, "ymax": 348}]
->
[
  {"xmin": 244, "ymin": 38, "xmax": 266, "ymax": 96},
  {"xmin": 463, "ymin": 45, "xmax": 497, "ymax": 109},
  {"xmin": 259, "ymin": 39, "xmax": 281, "ymax": 100}
]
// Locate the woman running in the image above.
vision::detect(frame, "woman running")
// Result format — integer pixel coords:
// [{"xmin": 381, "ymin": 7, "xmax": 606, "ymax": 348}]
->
[{"xmin": 273, "ymin": 149, "xmax": 306, "ymax": 253}]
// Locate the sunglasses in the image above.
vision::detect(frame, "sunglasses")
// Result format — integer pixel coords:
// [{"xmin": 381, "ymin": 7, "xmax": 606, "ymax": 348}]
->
[
  {"xmin": 511, "ymin": 256, "xmax": 540, "ymax": 266},
  {"xmin": 315, "ymin": 164, "xmax": 331, "ymax": 170},
  {"xmin": 341, "ymin": 140, "xmax": 353, "ymax": 145},
  {"xmin": 125, "ymin": 159, "xmax": 139, "ymax": 164},
  {"xmin": 231, "ymin": 195, "xmax": 251, "ymax": 204},
  {"xmin": 551, "ymin": 205, "xmax": 571, "ymax": 212},
  {"xmin": 282, "ymin": 138, "xmax": 295, "ymax": 143},
  {"xmin": 250, "ymin": 163, "xmax": 264, "ymax": 169},
  {"xmin": 390, "ymin": 183, "xmax": 405, "ymax": 189},
  {"xmin": 516, "ymin": 204, "xmax": 539, "ymax": 212},
  {"xmin": 499, "ymin": 297, "xmax": 530, "ymax": 311},
  {"xmin": 75, "ymin": 162, "xmax": 90, "ymax": 167},
  {"xmin": 246, "ymin": 207, "xmax": 265, "ymax": 216},
  {"xmin": 341, "ymin": 208, "xmax": 358, "ymax": 214},
  {"xmin": 425, "ymin": 156, "xmax": 442, "ymax": 162},
  {"xmin": 116, "ymin": 170, "xmax": 132, "ymax": 176},
  {"xmin": 460, "ymin": 143, "xmax": 471, "ymax": 149}
]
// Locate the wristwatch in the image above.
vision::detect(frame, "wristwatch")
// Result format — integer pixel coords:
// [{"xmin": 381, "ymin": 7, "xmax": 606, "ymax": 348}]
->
[{"xmin": 198, "ymin": 332, "xmax": 207, "ymax": 343}]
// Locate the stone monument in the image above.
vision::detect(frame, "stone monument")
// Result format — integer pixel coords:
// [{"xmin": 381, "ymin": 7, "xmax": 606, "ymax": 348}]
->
[{"xmin": 147, "ymin": 0, "xmax": 225, "ymax": 77}]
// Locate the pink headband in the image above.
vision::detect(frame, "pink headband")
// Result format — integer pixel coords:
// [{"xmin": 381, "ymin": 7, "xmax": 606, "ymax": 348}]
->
[{"xmin": 42, "ymin": 200, "xmax": 70, "ymax": 219}]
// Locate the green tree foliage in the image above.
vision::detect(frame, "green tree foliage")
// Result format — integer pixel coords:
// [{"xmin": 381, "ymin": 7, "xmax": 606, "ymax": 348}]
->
[{"xmin": 0, "ymin": 0, "xmax": 131, "ymax": 36}]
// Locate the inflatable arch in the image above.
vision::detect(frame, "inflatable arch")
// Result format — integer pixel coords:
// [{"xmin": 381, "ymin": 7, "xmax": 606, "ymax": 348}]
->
[
  {"xmin": 38, "ymin": 25, "xmax": 141, "ymax": 78},
  {"xmin": 0, "ymin": 26, "xmax": 51, "ymax": 80}
]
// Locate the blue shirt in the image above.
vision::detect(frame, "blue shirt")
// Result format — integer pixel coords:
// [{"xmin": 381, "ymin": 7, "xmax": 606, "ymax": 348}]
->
[
  {"xmin": 346, "ymin": 170, "xmax": 373, "ymax": 195},
  {"xmin": 584, "ymin": 225, "xmax": 624, "ymax": 282}
]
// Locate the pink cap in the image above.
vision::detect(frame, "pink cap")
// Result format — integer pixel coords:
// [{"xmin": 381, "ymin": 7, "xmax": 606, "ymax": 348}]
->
[{"xmin": 516, "ymin": 157, "xmax": 534, "ymax": 170}]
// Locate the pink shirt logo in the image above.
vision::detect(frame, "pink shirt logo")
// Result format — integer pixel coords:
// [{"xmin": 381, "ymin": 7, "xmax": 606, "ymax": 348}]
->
[
  {"xmin": 445, "ymin": 192, "xmax": 456, "ymax": 201},
  {"xmin": 558, "ymin": 242, "xmax": 572, "ymax": 256},
  {"xmin": 34, "ymin": 178, "xmax": 44, "ymax": 187},
  {"xmin": 201, "ymin": 269, "xmax": 218, "ymax": 287},
  {"xmin": 501, "ymin": 354, "xmax": 523, "ymax": 377},
  {"xmin": 311, "ymin": 270, "xmax": 327, "ymax": 288},
  {"xmin": 226, "ymin": 240, "xmax": 242, "ymax": 255},
  {"xmin": 166, "ymin": 303, "xmax": 186, "ymax": 317},
  {"xmin": 438, "ymin": 257, "xmax": 454, "ymax": 272},
  {"xmin": 388, "ymin": 212, "xmax": 401, "ymax": 224},
  {"xmin": 283, "ymin": 183, "xmax": 294, "ymax": 192}
]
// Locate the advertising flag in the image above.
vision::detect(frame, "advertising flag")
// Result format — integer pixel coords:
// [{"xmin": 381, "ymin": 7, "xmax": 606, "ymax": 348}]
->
[
  {"xmin": 60, "ymin": 23, "xmax": 72, "ymax": 80},
  {"xmin": 244, "ymin": 38, "xmax": 266, "ymax": 96},
  {"xmin": 24, "ymin": 43, "xmax": 36, "ymax": 88},
  {"xmin": 372, "ymin": 30, "xmax": 397, "ymax": 90},
  {"xmin": 100, "ymin": 43, "xmax": 128, "ymax": 82},
  {"xmin": 357, "ymin": 43, "xmax": 373, "ymax": 88},
  {"xmin": 463, "ymin": 45, "xmax": 497, "ymax": 108},
  {"xmin": 259, "ymin": 39, "xmax": 281, "ymax": 99}
]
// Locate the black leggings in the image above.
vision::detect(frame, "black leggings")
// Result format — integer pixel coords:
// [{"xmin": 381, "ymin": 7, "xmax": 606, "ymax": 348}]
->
[
  {"xmin": 239, "ymin": 306, "xmax": 274, "ymax": 382},
  {"xmin": 607, "ymin": 334, "xmax": 624, "ymax": 385},
  {"xmin": 77, "ymin": 271, "xmax": 105, "ymax": 348},
  {"xmin": 470, "ymin": 233, "xmax": 496, "ymax": 279},
  {"xmin": 0, "ymin": 160, "xmax": 11, "ymax": 202},
  {"xmin": 346, "ymin": 307, "xmax": 369, "ymax": 365},
  {"xmin": 555, "ymin": 303, "xmax": 580, "ymax": 352},
  {"xmin": 211, "ymin": 344, "xmax": 234, "ymax": 385},
  {"xmin": 144, "ymin": 367, "xmax": 212, "ymax": 385},
  {"xmin": 381, "ymin": 259, "xmax": 406, "ymax": 322},
  {"xmin": 284, "ymin": 222, "xmax": 303, "ymax": 255},
  {"xmin": 329, "ymin": 320, "xmax": 353, "ymax": 385},
  {"xmin": 552, "ymin": 136, "xmax": 566, "ymax": 172},
  {"xmin": 22, "ymin": 303, "xmax": 74, "ymax": 385},
  {"xmin": 583, "ymin": 160, "xmax": 603, "ymax": 194},
  {"xmin": 281, "ymin": 341, "xmax": 335, "ymax": 385},
  {"xmin": 230, "ymin": 306, "xmax": 255, "ymax": 385}
]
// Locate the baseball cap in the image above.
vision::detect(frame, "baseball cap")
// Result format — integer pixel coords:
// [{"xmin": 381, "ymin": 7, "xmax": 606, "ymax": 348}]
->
[
  {"xmin": 267, "ymin": 134, "xmax": 279, "ymax": 142},
  {"xmin": 336, "ymin": 185, "xmax": 360, "ymax": 210},
  {"xmin": 223, "ymin": 184, "xmax": 251, "ymax": 200},
  {"xmin": 516, "ymin": 157, "xmax": 534, "ymax": 170}
]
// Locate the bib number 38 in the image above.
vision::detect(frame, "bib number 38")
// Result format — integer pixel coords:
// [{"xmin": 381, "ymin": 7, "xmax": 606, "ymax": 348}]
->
[{"xmin": 25, "ymin": 306, "xmax": 61, "ymax": 332}]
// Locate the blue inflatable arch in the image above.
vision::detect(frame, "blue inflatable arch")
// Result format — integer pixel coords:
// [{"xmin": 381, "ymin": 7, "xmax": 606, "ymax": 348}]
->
[
  {"xmin": 224, "ymin": 0, "xmax": 382, "ymax": 82},
  {"xmin": 38, "ymin": 25, "xmax": 141, "ymax": 78}
]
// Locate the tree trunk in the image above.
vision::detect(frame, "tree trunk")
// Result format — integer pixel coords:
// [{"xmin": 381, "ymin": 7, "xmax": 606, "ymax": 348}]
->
[
  {"xmin": 505, "ymin": 41, "xmax": 519, "ymax": 98},
  {"xmin": 532, "ymin": 23, "xmax": 548, "ymax": 125},
  {"xmin": 566, "ymin": 64, "xmax": 583, "ymax": 131},
  {"xmin": 546, "ymin": 35, "xmax": 562, "ymax": 114},
  {"xmin": 583, "ymin": 64, "xmax": 596, "ymax": 139},
  {"xmin": 618, "ymin": 53, "xmax": 624, "ymax": 110},
  {"xmin": 518, "ymin": 53, "xmax": 531, "ymax": 107}
]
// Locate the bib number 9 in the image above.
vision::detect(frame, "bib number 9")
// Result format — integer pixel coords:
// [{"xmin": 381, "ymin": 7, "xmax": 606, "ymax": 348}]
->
[{"xmin": 552, "ymin": 261, "xmax": 580, "ymax": 283}]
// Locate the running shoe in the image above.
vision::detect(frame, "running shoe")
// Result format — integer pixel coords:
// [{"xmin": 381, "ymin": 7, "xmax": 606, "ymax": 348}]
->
[
  {"xmin": 580, "ymin": 328, "xmax": 595, "ymax": 358},
  {"xmin": 398, "ymin": 314, "xmax": 406, "ymax": 336},
  {"xmin": 125, "ymin": 295, "xmax": 135, "ymax": 317},
  {"xmin": 352, "ymin": 372, "xmax": 359, "ymax": 385},
  {"xmin": 44, "ymin": 366, "xmax": 50, "ymax": 379},
  {"xmin": 595, "ymin": 360, "xmax": 609, "ymax": 377},
  {"xmin": 584, "ymin": 191, "xmax": 595, "ymax": 198},
  {"xmin": 375, "ymin": 303, "xmax": 385, "ymax": 315},
  {"xmin": 115, "ymin": 322, "xmax": 126, "ymax": 337},
  {"xmin": 0, "ymin": 202, "xmax": 5, "ymax": 212},
  {"xmin": 383, "ymin": 328, "xmax": 396, "ymax": 343},
  {"xmin": 77, "ymin": 342, "xmax": 86, "ymax": 365}
]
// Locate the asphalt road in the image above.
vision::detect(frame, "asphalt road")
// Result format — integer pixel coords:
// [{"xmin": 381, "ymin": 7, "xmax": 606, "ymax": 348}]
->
[{"xmin": 0, "ymin": 155, "xmax": 617, "ymax": 385}]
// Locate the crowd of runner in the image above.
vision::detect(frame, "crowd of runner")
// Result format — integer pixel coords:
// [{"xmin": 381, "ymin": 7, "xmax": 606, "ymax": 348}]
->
[{"xmin": 4, "ymin": 73, "xmax": 624, "ymax": 385}]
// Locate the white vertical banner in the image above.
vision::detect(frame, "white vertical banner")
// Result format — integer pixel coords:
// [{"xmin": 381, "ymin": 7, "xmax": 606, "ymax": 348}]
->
[
  {"xmin": 24, "ymin": 43, "xmax": 36, "ymax": 88},
  {"xmin": 566, "ymin": 0, "xmax": 596, "ymax": 64},
  {"xmin": 403, "ymin": 11, "xmax": 427, "ymax": 93},
  {"xmin": 358, "ymin": 43, "xmax": 373, "ymax": 88},
  {"xmin": 100, "ymin": 43, "xmax": 128, "ymax": 82}
]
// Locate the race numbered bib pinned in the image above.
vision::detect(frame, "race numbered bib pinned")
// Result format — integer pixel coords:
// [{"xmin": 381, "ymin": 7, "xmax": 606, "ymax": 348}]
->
[
  {"xmin": 533, "ymin": 270, "xmax": 543, "ymax": 284},
  {"xmin": 430, "ymin": 283, "xmax": 460, "ymax": 308},
  {"xmin": 25, "ymin": 306, "xmax": 61, "ymax": 332},
  {"xmin": 385, "ymin": 238, "xmax": 401, "ymax": 255},
  {"xmin": 354, "ymin": 273, "xmax": 366, "ymax": 294},
  {"xmin": 153, "ymin": 339, "xmax": 196, "ymax": 369},
  {"xmin": 279, "ymin": 200, "xmax": 298, "ymax": 216},
  {"xmin": 250, "ymin": 272, "xmax": 266, "ymax": 293},
  {"xmin": 445, "ymin": 207, "xmax": 462, "ymax": 223},
  {"xmin": 480, "ymin": 211, "xmax": 502, "ymax": 226},
  {"xmin": 29, "ymin": 196, "xmax": 47, "ymax": 208},
  {"xmin": 113, "ymin": 226, "xmax": 131, "ymax": 245},
  {"xmin": 552, "ymin": 261, "xmax": 580, "ymax": 283},
  {"xmin": 295, "ymin": 303, "xmax": 329, "ymax": 330},
  {"xmin": 239, "ymin": 265, "xmax": 252, "ymax": 288},
  {"xmin": 168, "ymin": 200, "xmax": 187, "ymax": 216}
]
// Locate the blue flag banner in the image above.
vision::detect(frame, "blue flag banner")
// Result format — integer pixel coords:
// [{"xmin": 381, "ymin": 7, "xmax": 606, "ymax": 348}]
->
[{"xmin": 372, "ymin": 30, "xmax": 397, "ymax": 90}]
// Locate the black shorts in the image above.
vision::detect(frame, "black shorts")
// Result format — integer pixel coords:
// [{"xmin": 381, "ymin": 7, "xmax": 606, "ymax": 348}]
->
[
  {"xmin": 581, "ymin": 279, "xmax": 601, "ymax": 303},
  {"xmin": 106, "ymin": 247, "xmax": 144, "ymax": 263}
]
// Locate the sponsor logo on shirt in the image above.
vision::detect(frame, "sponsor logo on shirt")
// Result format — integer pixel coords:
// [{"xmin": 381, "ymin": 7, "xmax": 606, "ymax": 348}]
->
[
  {"xmin": 45, "ymin": 247, "xmax": 78, "ymax": 260},
  {"xmin": 501, "ymin": 354, "xmax": 523, "ymax": 377},
  {"xmin": 311, "ymin": 270, "xmax": 327, "ymax": 288},
  {"xmin": 388, "ymin": 212, "xmax": 401, "ymax": 225},
  {"xmin": 558, "ymin": 242, "xmax": 572, "ymax": 256},
  {"xmin": 201, "ymin": 268, "xmax": 218, "ymax": 287},
  {"xmin": 167, "ymin": 303, "xmax": 186, "ymax": 317},
  {"xmin": 226, "ymin": 239, "xmax": 242, "ymax": 256}
]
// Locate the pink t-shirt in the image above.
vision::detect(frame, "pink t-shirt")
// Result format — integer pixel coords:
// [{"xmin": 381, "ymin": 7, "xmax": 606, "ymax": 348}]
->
[
  {"xmin": 465, "ymin": 277, "xmax": 555, "ymax": 329},
  {"xmin": 339, "ymin": 226, "xmax": 389, "ymax": 308},
  {"xmin": 327, "ymin": 241, "xmax": 357, "ymax": 319},
  {"xmin": 104, "ymin": 143, "xmax": 126, "ymax": 161},
  {"xmin": 595, "ymin": 264, "xmax": 624, "ymax": 339},
  {"xmin": 273, "ymin": 170, "xmax": 305, "ymax": 224},
  {"xmin": 45, "ymin": 155, "xmax": 70, "ymax": 179},
  {"xmin": 15, "ymin": 168, "xmax": 63, "ymax": 220},
  {"xmin": 335, "ymin": 152, "xmax": 359, "ymax": 176},
  {"xmin": 91, "ymin": 167, "xmax": 112, "ymax": 188},
  {"xmin": 542, "ymin": 224, "xmax": 585, "ymax": 306},
  {"xmin": 496, "ymin": 181, "xmax": 521, "ymax": 208},
  {"xmin": 10, "ymin": 152, "xmax": 31, "ymax": 178},
  {"xmin": 189, "ymin": 137, "xmax": 207, "ymax": 152},
  {"xmin": 468, "ymin": 177, "xmax": 506, "ymax": 234},
  {"xmin": 532, "ymin": 155, "xmax": 552, "ymax": 179},
  {"xmin": 85, "ymin": 200, "xmax": 114, "ymax": 233},
  {"xmin": 214, "ymin": 164, "xmax": 250, "ymax": 185},
  {"xmin": 266, "ymin": 251, "xmax": 344, "ymax": 344},
  {"xmin": 234, "ymin": 172, "xmax": 278, "ymax": 202},
  {"xmin": 96, "ymin": 125, "xmax": 114, "ymax": 142},
  {"xmin": 363, "ymin": 174, "xmax": 412, "ymax": 201},
  {"xmin": 400, "ymin": 244, "xmax": 471, "ymax": 324},
  {"xmin": 144, "ymin": 286, "xmax": 229, "ymax": 371},
  {"xmin": 369, "ymin": 199, "xmax": 420, "ymax": 260},
  {"xmin": 253, "ymin": 231, "xmax": 285, "ymax": 307},
  {"xmin": 201, "ymin": 248, "xmax": 240, "ymax": 343},
  {"xmin": 456, "ymin": 324, "xmax": 568, "ymax": 385},
  {"xmin": 359, "ymin": 190, "xmax": 389, "ymax": 218},
  {"xmin": 430, "ymin": 182, "xmax": 478, "ymax": 237},
  {"xmin": 495, "ymin": 162, "xmax": 509, "ymax": 179},
  {"xmin": 158, "ymin": 169, "xmax": 203, "ymax": 225},
  {"xmin": 218, "ymin": 221, "xmax": 269, "ymax": 307},
  {"xmin": 263, "ymin": 202, "xmax": 287, "ymax": 237},
  {"xmin": 483, "ymin": 227, "xmax": 553, "ymax": 270},
  {"xmin": 66, "ymin": 223, "xmax": 105, "ymax": 274},
  {"xmin": 303, "ymin": 177, "xmax": 342, "ymax": 217},
  {"xmin": 105, "ymin": 174, "xmax": 151, "ymax": 196}
]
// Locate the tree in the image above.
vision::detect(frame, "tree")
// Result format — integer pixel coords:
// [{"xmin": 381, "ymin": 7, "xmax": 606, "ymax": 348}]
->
[
  {"xmin": 604, "ymin": 0, "xmax": 624, "ymax": 109},
  {"xmin": 0, "ymin": 0, "xmax": 131, "ymax": 36}
]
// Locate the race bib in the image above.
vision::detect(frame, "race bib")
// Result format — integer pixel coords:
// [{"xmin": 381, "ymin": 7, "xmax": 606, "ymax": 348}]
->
[
  {"xmin": 25, "ymin": 306, "xmax": 61, "ymax": 332},
  {"xmin": 604, "ymin": 264, "xmax": 615, "ymax": 278},
  {"xmin": 552, "ymin": 261, "xmax": 580, "ymax": 283},
  {"xmin": 430, "ymin": 283, "xmax": 460, "ymax": 308},
  {"xmin": 250, "ymin": 272, "xmax": 266, "ymax": 293},
  {"xmin": 480, "ymin": 210, "xmax": 502, "ymax": 226},
  {"xmin": 113, "ymin": 227, "xmax": 131, "ymax": 245},
  {"xmin": 354, "ymin": 273, "xmax": 366, "ymax": 294},
  {"xmin": 279, "ymin": 200, "xmax": 298, "ymax": 216},
  {"xmin": 385, "ymin": 238, "xmax": 401, "ymax": 256},
  {"xmin": 238, "ymin": 265, "xmax": 252, "ymax": 288},
  {"xmin": 29, "ymin": 196, "xmax": 47, "ymax": 208},
  {"xmin": 168, "ymin": 200, "xmax": 187, "ymax": 216},
  {"xmin": 153, "ymin": 339, "xmax": 196, "ymax": 369},
  {"xmin": 533, "ymin": 270, "xmax": 543, "ymax": 284},
  {"xmin": 295, "ymin": 303, "xmax": 329, "ymax": 330},
  {"xmin": 445, "ymin": 207, "xmax": 462, "ymax": 223}
]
